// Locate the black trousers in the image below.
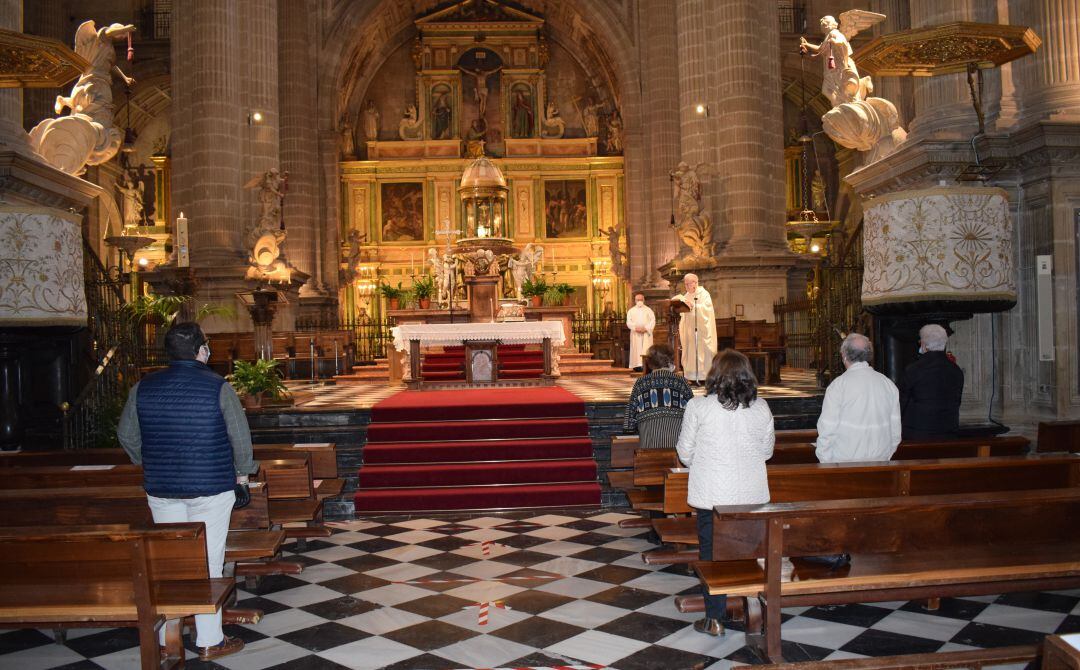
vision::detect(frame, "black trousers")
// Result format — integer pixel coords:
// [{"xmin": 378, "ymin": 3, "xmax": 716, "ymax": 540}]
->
[{"xmin": 695, "ymin": 507, "xmax": 728, "ymax": 620}]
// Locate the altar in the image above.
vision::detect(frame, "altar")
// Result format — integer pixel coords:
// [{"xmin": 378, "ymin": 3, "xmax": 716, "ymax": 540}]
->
[{"xmin": 392, "ymin": 321, "xmax": 564, "ymax": 389}]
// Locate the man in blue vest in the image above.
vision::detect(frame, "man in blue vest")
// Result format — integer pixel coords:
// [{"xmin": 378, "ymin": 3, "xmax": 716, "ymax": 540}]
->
[{"xmin": 118, "ymin": 321, "xmax": 258, "ymax": 661}]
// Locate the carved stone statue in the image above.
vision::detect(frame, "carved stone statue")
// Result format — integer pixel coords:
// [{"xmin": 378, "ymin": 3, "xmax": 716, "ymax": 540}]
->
[
  {"xmin": 340, "ymin": 121, "xmax": 356, "ymax": 159},
  {"xmin": 670, "ymin": 161, "xmax": 716, "ymax": 264},
  {"xmin": 602, "ymin": 226, "xmax": 628, "ymax": 281},
  {"xmin": 362, "ymin": 100, "xmax": 380, "ymax": 141},
  {"xmin": 243, "ymin": 168, "xmax": 292, "ymax": 282},
  {"xmin": 459, "ymin": 64, "xmax": 502, "ymax": 117},
  {"xmin": 580, "ymin": 98, "xmax": 602, "ymax": 137},
  {"xmin": 801, "ymin": 11, "xmax": 907, "ymax": 163},
  {"xmin": 346, "ymin": 229, "xmax": 366, "ymax": 268},
  {"xmin": 540, "ymin": 101, "xmax": 565, "ymax": 139},
  {"xmin": 508, "ymin": 243, "xmax": 543, "ymax": 299},
  {"xmin": 428, "ymin": 247, "xmax": 455, "ymax": 308},
  {"xmin": 605, "ymin": 108, "xmax": 624, "ymax": 154},
  {"xmin": 116, "ymin": 169, "xmax": 146, "ymax": 229},
  {"xmin": 398, "ymin": 104, "xmax": 423, "ymax": 140},
  {"xmin": 29, "ymin": 21, "xmax": 136, "ymax": 175}
]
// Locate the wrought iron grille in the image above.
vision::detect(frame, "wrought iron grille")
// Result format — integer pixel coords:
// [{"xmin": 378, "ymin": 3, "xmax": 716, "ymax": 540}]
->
[
  {"xmin": 779, "ymin": 1, "xmax": 807, "ymax": 34},
  {"xmin": 571, "ymin": 311, "xmax": 624, "ymax": 355},
  {"xmin": 295, "ymin": 314, "xmax": 396, "ymax": 364}
]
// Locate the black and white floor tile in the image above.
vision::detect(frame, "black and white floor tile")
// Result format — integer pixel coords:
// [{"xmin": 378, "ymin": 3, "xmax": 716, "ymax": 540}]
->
[{"xmin": 1, "ymin": 510, "xmax": 1072, "ymax": 669}]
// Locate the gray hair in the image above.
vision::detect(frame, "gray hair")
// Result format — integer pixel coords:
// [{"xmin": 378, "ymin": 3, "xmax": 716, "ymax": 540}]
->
[
  {"xmin": 840, "ymin": 333, "xmax": 872, "ymax": 364},
  {"xmin": 683, "ymin": 273, "xmax": 698, "ymax": 284},
  {"xmin": 920, "ymin": 324, "xmax": 948, "ymax": 351}
]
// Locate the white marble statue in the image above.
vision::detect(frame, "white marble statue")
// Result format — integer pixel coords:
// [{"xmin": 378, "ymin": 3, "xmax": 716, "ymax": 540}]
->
[
  {"xmin": 398, "ymin": 104, "xmax": 422, "ymax": 141},
  {"xmin": 509, "ymin": 243, "xmax": 543, "ymax": 299},
  {"xmin": 669, "ymin": 161, "xmax": 716, "ymax": 264},
  {"xmin": 605, "ymin": 109, "xmax": 624, "ymax": 154},
  {"xmin": 243, "ymin": 168, "xmax": 292, "ymax": 282},
  {"xmin": 29, "ymin": 21, "xmax": 136, "ymax": 175},
  {"xmin": 362, "ymin": 100, "xmax": 380, "ymax": 141},
  {"xmin": 116, "ymin": 170, "xmax": 145, "ymax": 229},
  {"xmin": 540, "ymin": 101, "xmax": 566, "ymax": 139},
  {"xmin": 458, "ymin": 64, "xmax": 502, "ymax": 117},
  {"xmin": 428, "ymin": 247, "xmax": 455, "ymax": 308},
  {"xmin": 801, "ymin": 11, "xmax": 907, "ymax": 163}
]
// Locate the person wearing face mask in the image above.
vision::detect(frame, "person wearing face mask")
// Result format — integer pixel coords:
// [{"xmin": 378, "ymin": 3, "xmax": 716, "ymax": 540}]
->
[
  {"xmin": 899, "ymin": 324, "xmax": 964, "ymax": 441},
  {"xmin": 625, "ymin": 293, "xmax": 655, "ymax": 372},
  {"xmin": 117, "ymin": 321, "xmax": 258, "ymax": 661},
  {"xmin": 623, "ymin": 344, "xmax": 695, "ymax": 450}
]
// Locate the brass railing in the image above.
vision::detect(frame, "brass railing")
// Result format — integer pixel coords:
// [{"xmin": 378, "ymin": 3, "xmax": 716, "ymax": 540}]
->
[
  {"xmin": 571, "ymin": 311, "xmax": 624, "ymax": 354},
  {"xmin": 61, "ymin": 242, "xmax": 140, "ymax": 450}
]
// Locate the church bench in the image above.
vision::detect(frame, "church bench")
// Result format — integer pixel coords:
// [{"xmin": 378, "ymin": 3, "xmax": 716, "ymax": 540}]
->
[
  {"xmin": 1037, "ymin": 419, "xmax": 1080, "ymax": 453},
  {"xmin": 647, "ymin": 453, "xmax": 1080, "ymax": 564},
  {"xmin": 692, "ymin": 487, "xmax": 1080, "ymax": 662},
  {"xmin": 0, "ymin": 482, "xmax": 302, "ymax": 594},
  {"xmin": 0, "ymin": 523, "xmax": 235, "ymax": 670},
  {"xmin": 255, "ymin": 442, "xmax": 339, "ymax": 480}
]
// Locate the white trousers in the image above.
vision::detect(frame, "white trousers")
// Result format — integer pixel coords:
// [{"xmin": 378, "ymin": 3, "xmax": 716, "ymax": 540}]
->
[{"xmin": 147, "ymin": 489, "xmax": 234, "ymax": 648}]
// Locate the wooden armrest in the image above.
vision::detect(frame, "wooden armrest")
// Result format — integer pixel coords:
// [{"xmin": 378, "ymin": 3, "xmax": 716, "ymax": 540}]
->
[
  {"xmin": 626, "ymin": 488, "xmax": 663, "ymax": 511},
  {"xmin": 315, "ymin": 479, "xmax": 345, "ymax": 500},
  {"xmin": 225, "ymin": 530, "xmax": 285, "ymax": 561},
  {"xmin": 155, "ymin": 578, "xmax": 235, "ymax": 617}
]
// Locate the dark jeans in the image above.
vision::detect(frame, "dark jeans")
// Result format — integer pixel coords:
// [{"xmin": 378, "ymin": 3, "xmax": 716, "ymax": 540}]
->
[{"xmin": 695, "ymin": 507, "xmax": 728, "ymax": 621}]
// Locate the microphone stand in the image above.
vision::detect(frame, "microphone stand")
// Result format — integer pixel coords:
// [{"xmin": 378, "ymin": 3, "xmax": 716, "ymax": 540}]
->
[{"xmin": 693, "ymin": 293, "xmax": 700, "ymax": 383}]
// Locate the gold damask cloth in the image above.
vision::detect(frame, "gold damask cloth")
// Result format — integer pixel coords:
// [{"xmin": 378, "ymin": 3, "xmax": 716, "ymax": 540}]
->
[{"xmin": 0, "ymin": 204, "xmax": 87, "ymax": 326}]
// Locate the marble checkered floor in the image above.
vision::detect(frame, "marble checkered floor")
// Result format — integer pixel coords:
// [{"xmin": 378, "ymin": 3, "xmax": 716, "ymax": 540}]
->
[
  {"xmin": 289, "ymin": 368, "xmax": 821, "ymax": 410},
  {"xmin": 2, "ymin": 509, "xmax": 1072, "ymax": 670}
]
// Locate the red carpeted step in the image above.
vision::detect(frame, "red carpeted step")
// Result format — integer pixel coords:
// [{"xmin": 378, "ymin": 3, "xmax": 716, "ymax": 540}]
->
[
  {"xmin": 499, "ymin": 369, "xmax": 546, "ymax": 379},
  {"xmin": 362, "ymin": 437, "xmax": 594, "ymax": 464},
  {"xmin": 357, "ymin": 458, "xmax": 597, "ymax": 488},
  {"xmin": 421, "ymin": 362, "xmax": 464, "ymax": 371},
  {"xmin": 354, "ymin": 481, "xmax": 601, "ymax": 513},
  {"xmin": 366, "ymin": 417, "xmax": 588, "ymax": 442},
  {"xmin": 371, "ymin": 387, "xmax": 585, "ymax": 422},
  {"xmin": 499, "ymin": 359, "xmax": 544, "ymax": 369},
  {"xmin": 420, "ymin": 371, "xmax": 465, "ymax": 381}
]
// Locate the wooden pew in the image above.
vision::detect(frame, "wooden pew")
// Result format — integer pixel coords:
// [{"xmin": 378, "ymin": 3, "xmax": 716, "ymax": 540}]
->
[
  {"xmin": 694, "ymin": 488, "xmax": 1080, "ymax": 662},
  {"xmin": 649, "ymin": 453, "xmax": 1080, "ymax": 564},
  {"xmin": 0, "ymin": 523, "xmax": 234, "ymax": 670},
  {"xmin": 1037, "ymin": 419, "xmax": 1080, "ymax": 453}
]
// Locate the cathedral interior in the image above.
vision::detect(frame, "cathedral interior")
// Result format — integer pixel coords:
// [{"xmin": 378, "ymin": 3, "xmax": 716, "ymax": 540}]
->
[{"xmin": 2, "ymin": 0, "xmax": 1080, "ymax": 667}]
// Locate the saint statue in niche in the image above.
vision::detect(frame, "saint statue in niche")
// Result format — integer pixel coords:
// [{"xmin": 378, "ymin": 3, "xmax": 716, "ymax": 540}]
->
[
  {"xmin": 362, "ymin": 100, "xmax": 380, "ymax": 141},
  {"xmin": 431, "ymin": 85, "xmax": 452, "ymax": 140},
  {"xmin": 510, "ymin": 84, "xmax": 534, "ymax": 138}
]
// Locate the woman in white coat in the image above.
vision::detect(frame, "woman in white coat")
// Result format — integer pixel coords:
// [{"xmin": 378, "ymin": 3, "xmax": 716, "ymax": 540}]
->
[{"xmin": 676, "ymin": 349, "xmax": 775, "ymax": 636}]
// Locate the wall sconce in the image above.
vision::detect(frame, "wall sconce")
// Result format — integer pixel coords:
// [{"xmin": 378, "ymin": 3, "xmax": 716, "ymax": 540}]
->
[
  {"xmin": 695, "ymin": 104, "xmax": 709, "ymax": 117},
  {"xmin": 248, "ymin": 111, "xmax": 264, "ymax": 125}
]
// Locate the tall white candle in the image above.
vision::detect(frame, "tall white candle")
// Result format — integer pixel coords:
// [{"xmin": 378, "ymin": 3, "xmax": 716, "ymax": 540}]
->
[
  {"xmin": 551, "ymin": 246, "xmax": 556, "ymax": 272},
  {"xmin": 176, "ymin": 211, "xmax": 190, "ymax": 268}
]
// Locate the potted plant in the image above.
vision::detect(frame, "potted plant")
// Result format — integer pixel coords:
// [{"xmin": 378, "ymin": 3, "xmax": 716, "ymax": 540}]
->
[
  {"xmin": 521, "ymin": 276, "xmax": 548, "ymax": 308},
  {"xmin": 227, "ymin": 358, "xmax": 290, "ymax": 409},
  {"xmin": 549, "ymin": 282, "xmax": 576, "ymax": 306},
  {"xmin": 378, "ymin": 281, "xmax": 407, "ymax": 310},
  {"xmin": 124, "ymin": 294, "xmax": 233, "ymax": 365},
  {"xmin": 412, "ymin": 274, "xmax": 436, "ymax": 309}
]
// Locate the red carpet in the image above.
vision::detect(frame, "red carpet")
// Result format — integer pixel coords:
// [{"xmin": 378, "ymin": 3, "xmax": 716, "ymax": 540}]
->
[{"xmin": 356, "ymin": 387, "xmax": 600, "ymax": 513}]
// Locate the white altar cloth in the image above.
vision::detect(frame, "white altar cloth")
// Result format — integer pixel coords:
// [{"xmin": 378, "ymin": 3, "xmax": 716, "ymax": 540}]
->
[{"xmin": 392, "ymin": 321, "xmax": 566, "ymax": 352}]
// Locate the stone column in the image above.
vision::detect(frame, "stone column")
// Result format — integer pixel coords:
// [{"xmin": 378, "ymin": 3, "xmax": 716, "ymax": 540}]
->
[
  {"xmin": 908, "ymin": 1, "xmax": 1000, "ymax": 139},
  {"xmin": 636, "ymin": 0, "xmax": 682, "ymax": 285},
  {"xmin": 170, "ymin": 0, "xmax": 245, "ymax": 267},
  {"xmin": 0, "ymin": 0, "xmax": 30, "ymax": 155},
  {"xmin": 1011, "ymin": 0, "xmax": 1080, "ymax": 123},
  {"xmin": 870, "ymin": 0, "xmax": 914, "ymax": 128},
  {"xmin": 278, "ymin": 0, "xmax": 322, "ymax": 297},
  {"xmin": 240, "ymin": 0, "xmax": 279, "ymax": 232}
]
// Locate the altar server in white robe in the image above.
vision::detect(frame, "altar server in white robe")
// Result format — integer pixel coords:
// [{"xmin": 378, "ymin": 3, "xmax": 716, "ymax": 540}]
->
[
  {"xmin": 674, "ymin": 273, "xmax": 717, "ymax": 383},
  {"xmin": 626, "ymin": 294, "xmax": 655, "ymax": 371}
]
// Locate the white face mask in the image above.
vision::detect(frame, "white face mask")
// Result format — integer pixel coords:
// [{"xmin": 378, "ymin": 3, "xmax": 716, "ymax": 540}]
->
[
  {"xmin": 635, "ymin": 300, "xmax": 644, "ymax": 307},
  {"xmin": 917, "ymin": 343, "xmax": 926, "ymax": 355},
  {"xmin": 197, "ymin": 344, "xmax": 211, "ymax": 363}
]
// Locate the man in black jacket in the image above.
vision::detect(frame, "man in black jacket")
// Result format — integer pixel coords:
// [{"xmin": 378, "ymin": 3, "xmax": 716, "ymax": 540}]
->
[{"xmin": 899, "ymin": 324, "xmax": 964, "ymax": 440}]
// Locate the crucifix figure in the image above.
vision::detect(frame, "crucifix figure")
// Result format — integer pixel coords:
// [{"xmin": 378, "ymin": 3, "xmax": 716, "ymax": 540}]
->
[{"xmin": 459, "ymin": 64, "xmax": 503, "ymax": 117}]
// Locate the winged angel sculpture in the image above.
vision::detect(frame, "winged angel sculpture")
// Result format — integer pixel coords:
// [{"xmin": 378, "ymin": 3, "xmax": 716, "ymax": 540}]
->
[
  {"xmin": 801, "ymin": 11, "xmax": 907, "ymax": 163},
  {"xmin": 670, "ymin": 161, "xmax": 716, "ymax": 266}
]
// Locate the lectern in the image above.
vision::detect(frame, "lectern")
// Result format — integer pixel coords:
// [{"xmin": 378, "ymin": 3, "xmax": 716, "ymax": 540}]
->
[{"xmin": 668, "ymin": 298, "xmax": 691, "ymax": 374}]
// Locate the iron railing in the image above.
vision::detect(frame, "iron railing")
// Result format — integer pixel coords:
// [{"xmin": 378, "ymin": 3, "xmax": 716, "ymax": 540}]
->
[
  {"xmin": 774, "ymin": 296, "xmax": 815, "ymax": 370},
  {"xmin": 571, "ymin": 311, "xmax": 624, "ymax": 354},
  {"xmin": 779, "ymin": 1, "xmax": 807, "ymax": 34},
  {"xmin": 61, "ymin": 242, "xmax": 140, "ymax": 450},
  {"xmin": 295, "ymin": 314, "xmax": 396, "ymax": 363},
  {"xmin": 140, "ymin": 4, "xmax": 172, "ymax": 40}
]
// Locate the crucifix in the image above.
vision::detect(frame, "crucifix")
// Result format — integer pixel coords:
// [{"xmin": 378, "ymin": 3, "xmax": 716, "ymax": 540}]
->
[{"xmin": 435, "ymin": 219, "xmax": 461, "ymax": 323}]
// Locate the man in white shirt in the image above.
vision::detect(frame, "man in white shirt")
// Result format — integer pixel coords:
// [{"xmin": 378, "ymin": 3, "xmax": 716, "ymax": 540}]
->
[
  {"xmin": 815, "ymin": 333, "xmax": 901, "ymax": 463},
  {"xmin": 625, "ymin": 293, "xmax": 655, "ymax": 371},
  {"xmin": 673, "ymin": 273, "xmax": 717, "ymax": 383}
]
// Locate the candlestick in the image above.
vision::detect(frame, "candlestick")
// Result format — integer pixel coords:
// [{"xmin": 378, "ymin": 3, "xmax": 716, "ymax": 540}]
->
[{"xmin": 550, "ymin": 246, "xmax": 556, "ymax": 272}]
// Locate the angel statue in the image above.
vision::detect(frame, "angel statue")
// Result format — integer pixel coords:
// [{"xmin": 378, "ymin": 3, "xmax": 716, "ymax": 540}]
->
[
  {"xmin": 602, "ymin": 226, "xmax": 628, "ymax": 281},
  {"xmin": 800, "ymin": 11, "xmax": 907, "ymax": 163},
  {"xmin": 427, "ymin": 247, "xmax": 455, "ymax": 308},
  {"xmin": 509, "ymin": 243, "xmax": 543, "ymax": 299},
  {"xmin": 29, "ymin": 21, "xmax": 137, "ymax": 175},
  {"xmin": 116, "ymin": 169, "xmax": 146, "ymax": 229},
  {"xmin": 398, "ymin": 104, "xmax": 423, "ymax": 140},
  {"xmin": 669, "ymin": 161, "xmax": 716, "ymax": 264},
  {"xmin": 243, "ymin": 168, "xmax": 293, "ymax": 282}
]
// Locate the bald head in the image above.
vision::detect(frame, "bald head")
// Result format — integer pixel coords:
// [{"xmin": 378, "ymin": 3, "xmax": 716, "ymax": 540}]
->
[
  {"xmin": 683, "ymin": 274, "xmax": 698, "ymax": 293},
  {"xmin": 840, "ymin": 333, "xmax": 872, "ymax": 367}
]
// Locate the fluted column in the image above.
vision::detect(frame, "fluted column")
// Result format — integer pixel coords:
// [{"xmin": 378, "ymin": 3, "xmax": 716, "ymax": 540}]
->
[
  {"xmin": 711, "ymin": 0, "xmax": 787, "ymax": 253},
  {"xmin": 171, "ymin": 0, "xmax": 245, "ymax": 266},
  {"xmin": 278, "ymin": 0, "xmax": 321, "ymax": 295},
  {"xmin": 0, "ymin": 0, "xmax": 30, "ymax": 154},
  {"xmin": 637, "ymin": 0, "xmax": 681, "ymax": 282},
  {"xmin": 240, "ymin": 0, "xmax": 279, "ymax": 232},
  {"xmin": 908, "ymin": 1, "xmax": 1000, "ymax": 139},
  {"xmin": 870, "ymin": 0, "xmax": 914, "ymax": 128},
  {"xmin": 1011, "ymin": 0, "xmax": 1080, "ymax": 123}
]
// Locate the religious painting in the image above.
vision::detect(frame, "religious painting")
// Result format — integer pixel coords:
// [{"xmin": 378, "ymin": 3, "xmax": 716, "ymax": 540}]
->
[
  {"xmin": 544, "ymin": 180, "xmax": 588, "ymax": 238},
  {"xmin": 380, "ymin": 182, "xmax": 425, "ymax": 242},
  {"xmin": 430, "ymin": 83, "xmax": 453, "ymax": 140},
  {"xmin": 510, "ymin": 82, "xmax": 535, "ymax": 138}
]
